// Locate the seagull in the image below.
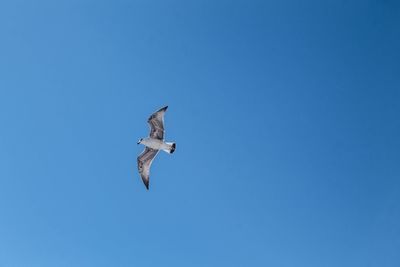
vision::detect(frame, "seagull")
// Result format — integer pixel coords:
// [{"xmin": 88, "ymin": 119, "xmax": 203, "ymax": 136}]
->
[{"xmin": 137, "ymin": 106, "xmax": 176, "ymax": 190}]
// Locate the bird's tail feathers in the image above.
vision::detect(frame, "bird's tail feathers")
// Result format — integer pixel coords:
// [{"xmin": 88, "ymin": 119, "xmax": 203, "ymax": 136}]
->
[{"xmin": 163, "ymin": 142, "xmax": 176, "ymax": 154}]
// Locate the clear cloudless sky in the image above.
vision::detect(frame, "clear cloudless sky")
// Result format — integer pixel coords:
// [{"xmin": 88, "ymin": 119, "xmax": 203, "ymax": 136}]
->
[{"xmin": 0, "ymin": 0, "xmax": 399, "ymax": 266}]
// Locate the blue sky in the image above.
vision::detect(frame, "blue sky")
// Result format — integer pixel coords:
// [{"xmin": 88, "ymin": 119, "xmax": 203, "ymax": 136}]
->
[{"xmin": 0, "ymin": 0, "xmax": 399, "ymax": 266}]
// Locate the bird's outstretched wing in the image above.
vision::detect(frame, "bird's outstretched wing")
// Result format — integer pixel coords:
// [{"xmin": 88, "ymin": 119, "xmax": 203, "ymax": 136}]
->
[
  {"xmin": 148, "ymin": 106, "xmax": 168, "ymax": 140},
  {"xmin": 137, "ymin": 147, "xmax": 159, "ymax": 190}
]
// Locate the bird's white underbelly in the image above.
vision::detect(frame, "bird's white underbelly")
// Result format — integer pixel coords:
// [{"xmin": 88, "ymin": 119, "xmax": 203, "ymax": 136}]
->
[{"xmin": 142, "ymin": 138, "xmax": 168, "ymax": 150}]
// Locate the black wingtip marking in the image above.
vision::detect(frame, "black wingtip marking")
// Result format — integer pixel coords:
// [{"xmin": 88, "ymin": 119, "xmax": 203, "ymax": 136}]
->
[{"xmin": 170, "ymin": 143, "xmax": 176, "ymax": 154}]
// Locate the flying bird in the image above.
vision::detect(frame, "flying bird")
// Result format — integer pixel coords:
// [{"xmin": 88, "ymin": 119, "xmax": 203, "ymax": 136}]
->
[{"xmin": 137, "ymin": 106, "xmax": 176, "ymax": 190}]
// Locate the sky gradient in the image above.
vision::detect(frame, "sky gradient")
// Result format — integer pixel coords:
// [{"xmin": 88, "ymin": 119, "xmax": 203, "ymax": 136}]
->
[{"xmin": 0, "ymin": 0, "xmax": 399, "ymax": 266}]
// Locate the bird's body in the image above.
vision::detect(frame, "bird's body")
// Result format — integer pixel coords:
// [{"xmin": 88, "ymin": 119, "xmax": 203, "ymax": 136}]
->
[
  {"xmin": 137, "ymin": 106, "xmax": 175, "ymax": 190},
  {"xmin": 140, "ymin": 137, "xmax": 175, "ymax": 153}
]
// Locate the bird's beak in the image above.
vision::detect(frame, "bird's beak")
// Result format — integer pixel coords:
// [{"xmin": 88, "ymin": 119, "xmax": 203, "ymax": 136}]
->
[{"xmin": 137, "ymin": 141, "xmax": 140, "ymax": 145}]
